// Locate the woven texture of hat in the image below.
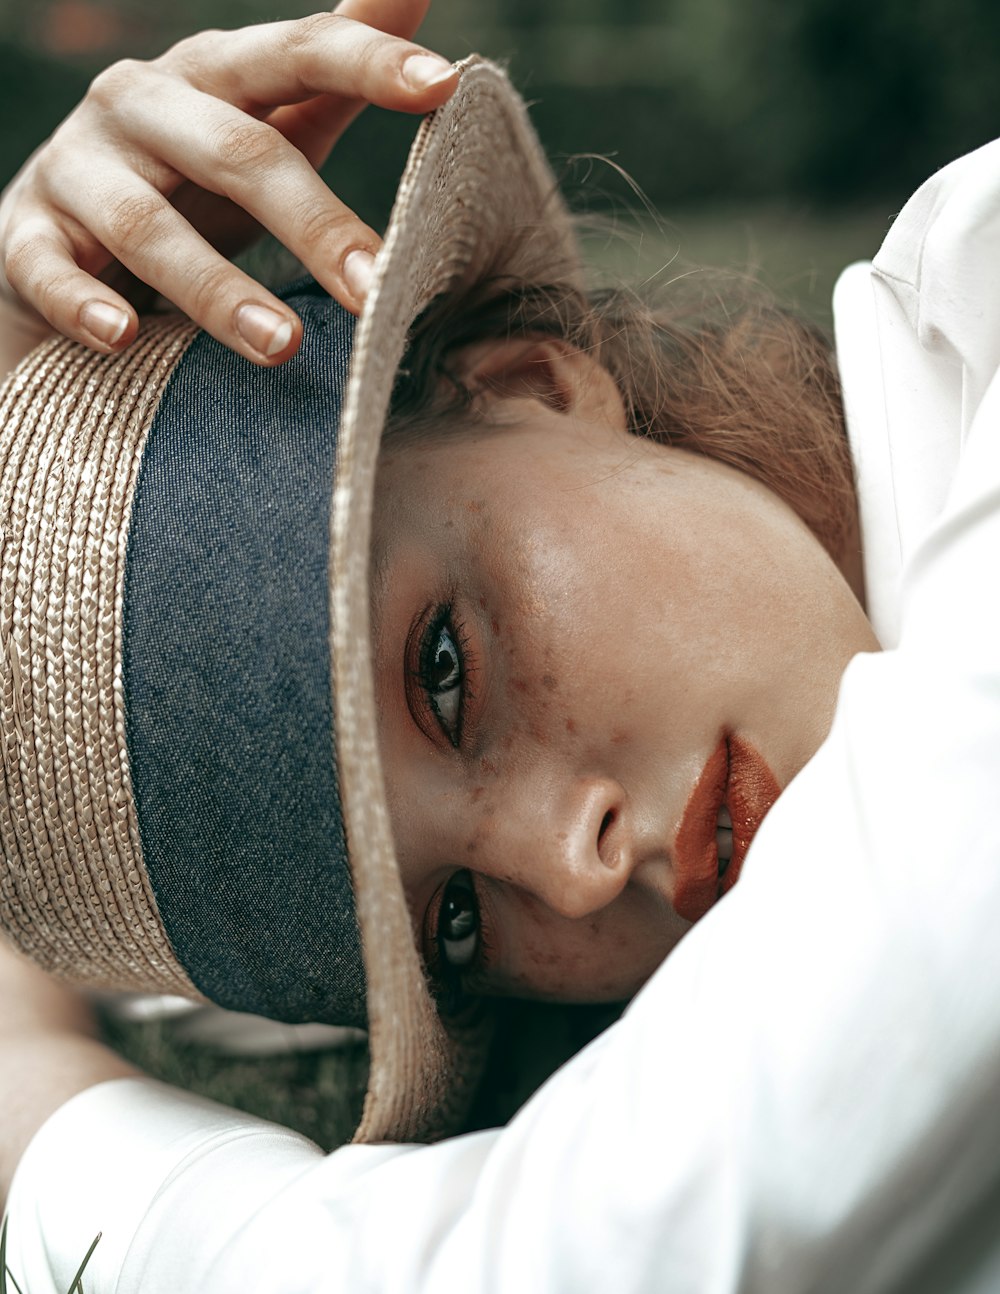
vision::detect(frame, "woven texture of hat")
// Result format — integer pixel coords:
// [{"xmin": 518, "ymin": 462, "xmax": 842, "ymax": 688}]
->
[
  {"xmin": 0, "ymin": 318, "xmax": 201, "ymax": 997},
  {"xmin": 333, "ymin": 58, "xmax": 581, "ymax": 1142}
]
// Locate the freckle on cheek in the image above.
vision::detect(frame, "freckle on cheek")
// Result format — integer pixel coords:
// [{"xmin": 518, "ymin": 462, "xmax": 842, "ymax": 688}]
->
[
  {"xmin": 466, "ymin": 500, "xmax": 485, "ymax": 514},
  {"xmin": 470, "ymin": 786, "xmax": 485, "ymax": 802},
  {"xmin": 611, "ymin": 728, "xmax": 629, "ymax": 746},
  {"xmin": 480, "ymin": 757, "xmax": 498, "ymax": 775},
  {"xmin": 565, "ymin": 717, "xmax": 577, "ymax": 734},
  {"xmin": 542, "ymin": 674, "xmax": 557, "ymax": 691},
  {"xmin": 491, "ymin": 618, "xmax": 501, "ymax": 636},
  {"xmin": 512, "ymin": 679, "xmax": 528, "ymax": 694}
]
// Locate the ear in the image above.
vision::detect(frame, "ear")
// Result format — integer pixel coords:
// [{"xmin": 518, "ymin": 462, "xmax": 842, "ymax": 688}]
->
[{"xmin": 450, "ymin": 338, "xmax": 625, "ymax": 428}]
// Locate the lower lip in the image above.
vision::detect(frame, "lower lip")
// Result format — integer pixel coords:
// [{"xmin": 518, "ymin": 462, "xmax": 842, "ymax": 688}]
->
[
  {"xmin": 673, "ymin": 734, "xmax": 780, "ymax": 922},
  {"xmin": 720, "ymin": 734, "xmax": 781, "ymax": 899}
]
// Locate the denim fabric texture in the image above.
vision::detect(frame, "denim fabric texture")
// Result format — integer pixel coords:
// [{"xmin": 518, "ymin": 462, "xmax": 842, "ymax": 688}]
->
[{"xmin": 122, "ymin": 280, "xmax": 367, "ymax": 1026}]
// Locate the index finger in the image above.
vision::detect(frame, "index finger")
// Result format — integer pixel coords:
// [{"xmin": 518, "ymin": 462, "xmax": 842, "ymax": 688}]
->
[{"xmin": 163, "ymin": 13, "xmax": 458, "ymax": 120}]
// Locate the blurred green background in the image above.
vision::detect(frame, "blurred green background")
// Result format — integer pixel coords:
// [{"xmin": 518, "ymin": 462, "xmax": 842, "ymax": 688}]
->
[
  {"xmin": 2, "ymin": 0, "xmax": 999, "ymax": 1141},
  {"xmin": 4, "ymin": 0, "xmax": 1000, "ymax": 323}
]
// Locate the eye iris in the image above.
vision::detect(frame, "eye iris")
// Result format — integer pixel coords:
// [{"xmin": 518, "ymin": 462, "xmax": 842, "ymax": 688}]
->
[
  {"xmin": 417, "ymin": 613, "xmax": 465, "ymax": 746},
  {"xmin": 431, "ymin": 636, "xmax": 458, "ymax": 690},
  {"xmin": 443, "ymin": 888, "xmax": 476, "ymax": 940},
  {"xmin": 437, "ymin": 872, "xmax": 480, "ymax": 971}
]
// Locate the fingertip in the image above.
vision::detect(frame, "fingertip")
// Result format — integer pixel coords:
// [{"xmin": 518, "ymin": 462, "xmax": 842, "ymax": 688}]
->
[
  {"xmin": 79, "ymin": 300, "xmax": 135, "ymax": 352},
  {"xmin": 401, "ymin": 53, "xmax": 459, "ymax": 98},
  {"xmin": 234, "ymin": 301, "xmax": 302, "ymax": 365},
  {"xmin": 250, "ymin": 329, "xmax": 304, "ymax": 366},
  {"xmin": 342, "ymin": 248, "xmax": 377, "ymax": 308}
]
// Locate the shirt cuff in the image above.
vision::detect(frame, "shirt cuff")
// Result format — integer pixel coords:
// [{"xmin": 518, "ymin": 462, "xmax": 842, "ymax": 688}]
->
[{"xmin": 4, "ymin": 1076, "xmax": 324, "ymax": 1294}]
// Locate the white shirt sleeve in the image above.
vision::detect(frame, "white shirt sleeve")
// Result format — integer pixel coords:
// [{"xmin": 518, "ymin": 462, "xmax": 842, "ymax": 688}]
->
[{"xmin": 9, "ymin": 139, "xmax": 1000, "ymax": 1294}]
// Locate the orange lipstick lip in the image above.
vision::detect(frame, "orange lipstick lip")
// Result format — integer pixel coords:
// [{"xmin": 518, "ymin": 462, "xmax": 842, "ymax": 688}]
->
[
  {"xmin": 673, "ymin": 734, "xmax": 780, "ymax": 923},
  {"xmin": 673, "ymin": 736, "xmax": 729, "ymax": 923},
  {"xmin": 724, "ymin": 734, "xmax": 781, "ymax": 899}
]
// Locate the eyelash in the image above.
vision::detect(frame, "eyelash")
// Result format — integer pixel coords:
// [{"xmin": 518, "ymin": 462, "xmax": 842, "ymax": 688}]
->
[
  {"xmin": 407, "ymin": 605, "xmax": 489, "ymax": 1005},
  {"xmin": 424, "ymin": 870, "xmax": 494, "ymax": 1011},
  {"xmin": 411, "ymin": 602, "xmax": 477, "ymax": 748}
]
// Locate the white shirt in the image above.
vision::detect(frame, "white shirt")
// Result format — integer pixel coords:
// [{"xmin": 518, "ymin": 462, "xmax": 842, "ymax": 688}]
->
[{"xmin": 9, "ymin": 137, "xmax": 1000, "ymax": 1294}]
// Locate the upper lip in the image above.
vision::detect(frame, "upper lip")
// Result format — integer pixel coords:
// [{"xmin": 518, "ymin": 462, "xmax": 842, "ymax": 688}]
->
[{"xmin": 672, "ymin": 735, "xmax": 730, "ymax": 923}]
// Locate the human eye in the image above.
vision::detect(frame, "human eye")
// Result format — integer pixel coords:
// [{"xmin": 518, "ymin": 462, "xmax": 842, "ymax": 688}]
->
[
  {"xmin": 423, "ymin": 870, "xmax": 492, "ymax": 1013},
  {"xmin": 436, "ymin": 870, "xmax": 481, "ymax": 969},
  {"xmin": 412, "ymin": 604, "xmax": 472, "ymax": 747}
]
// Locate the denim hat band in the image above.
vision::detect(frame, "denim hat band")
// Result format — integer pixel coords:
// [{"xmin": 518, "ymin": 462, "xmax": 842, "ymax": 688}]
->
[{"xmin": 0, "ymin": 57, "xmax": 581, "ymax": 1143}]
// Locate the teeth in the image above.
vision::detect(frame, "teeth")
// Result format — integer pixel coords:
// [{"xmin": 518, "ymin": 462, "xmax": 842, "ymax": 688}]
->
[{"xmin": 716, "ymin": 804, "xmax": 733, "ymax": 878}]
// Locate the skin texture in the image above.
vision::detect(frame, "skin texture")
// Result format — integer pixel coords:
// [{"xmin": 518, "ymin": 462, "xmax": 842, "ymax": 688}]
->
[{"xmin": 372, "ymin": 340, "xmax": 881, "ymax": 1004}]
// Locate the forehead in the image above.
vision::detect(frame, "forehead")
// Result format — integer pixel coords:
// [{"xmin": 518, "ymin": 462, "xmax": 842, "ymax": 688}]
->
[
  {"xmin": 373, "ymin": 428, "xmax": 505, "ymax": 561},
  {"xmin": 368, "ymin": 409, "xmax": 667, "ymax": 648},
  {"xmin": 372, "ymin": 404, "xmax": 649, "ymax": 537}
]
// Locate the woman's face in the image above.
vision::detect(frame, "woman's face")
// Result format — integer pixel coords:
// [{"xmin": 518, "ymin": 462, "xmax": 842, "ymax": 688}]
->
[{"xmin": 371, "ymin": 342, "xmax": 878, "ymax": 1006}]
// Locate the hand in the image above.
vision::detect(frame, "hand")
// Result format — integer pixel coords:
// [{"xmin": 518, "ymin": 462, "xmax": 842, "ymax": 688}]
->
[{"xmin": 0, "ymin": 1, "xmax": 457, "ymax": 367}]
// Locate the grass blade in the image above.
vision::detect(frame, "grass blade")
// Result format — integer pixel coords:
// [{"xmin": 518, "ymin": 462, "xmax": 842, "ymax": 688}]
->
[
  {"xmin": 1, "ymin": 1218, "xmax": 24, "ymax": 1294},
  {"xmin": 65, "ymin": 1233, "xmax": 101, "ymax": 1294}
]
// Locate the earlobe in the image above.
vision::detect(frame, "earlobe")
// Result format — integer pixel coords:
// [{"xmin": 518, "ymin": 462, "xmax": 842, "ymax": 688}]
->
[{"xmin": 449, "ymin": 338, "xmax": 626, "ymax": 432}]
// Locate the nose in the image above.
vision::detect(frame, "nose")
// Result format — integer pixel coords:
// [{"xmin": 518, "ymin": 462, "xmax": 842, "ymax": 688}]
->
[{"xmin": 473, "ymin": 775, "xmax": 631, "ymax": 919}]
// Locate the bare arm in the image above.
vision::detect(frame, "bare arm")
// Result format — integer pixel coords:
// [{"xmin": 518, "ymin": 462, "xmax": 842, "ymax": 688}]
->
[{"xmin": 0, "ymin": 939, "xmax": 135, "ymax": 1208}]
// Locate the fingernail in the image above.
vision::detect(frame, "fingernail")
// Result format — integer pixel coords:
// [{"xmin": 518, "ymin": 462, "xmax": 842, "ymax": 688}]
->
[
  {"xmin": 403, "ymin": 53, "xmax": 456, "ymax": 92},
  {"xmin": 343, "ymin": 249, "xmax": 376, "ymax": 302},
  {"xmin": 235, "ymin": 303, "xmax": 294, "ymax": 358},
  {"xmin": 80, "ymin": 300, "xmax": 129, "ymax": 347}
]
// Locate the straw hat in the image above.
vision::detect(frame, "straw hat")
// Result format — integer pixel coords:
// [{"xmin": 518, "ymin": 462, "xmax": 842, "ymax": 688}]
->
[{"xmin": 0, "ymin": 57, "xmax": 581, "ymax": 1142}]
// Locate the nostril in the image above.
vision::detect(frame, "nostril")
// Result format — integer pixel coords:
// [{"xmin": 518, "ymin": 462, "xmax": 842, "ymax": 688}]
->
[{"xmin": 598, "ymin": 809, "xmax": 615, "ymax": 847}]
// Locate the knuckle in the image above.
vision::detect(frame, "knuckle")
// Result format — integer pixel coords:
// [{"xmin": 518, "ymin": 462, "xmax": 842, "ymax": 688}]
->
[
  {"xmin": 2, "ymin": 233, "xmax": 42, "ymax": 293},
  {"xmin": 100, "ymin": 190, "xmax": 167, "ymax": 256},
  {"xmin": 210, "ymin": 118, "xmax": 281, "ymax": 176},
  {"xmin": 185, "ymin": 262, "xmax": 232, "ymax": 322},
  {"xmin": 86, "ymin": 58, "xmax": 145, "ymax": 107},
  {"xmin": 36, "ymin": 266, "xmax": 82, "ymax": 321},
  {"xmin": 283, "ymin": 12, "xmax": 344, "ymax": 54},
  {"xmin": 157, "ymin": 29, "xmax": 225, "ymax": 76},
  {"xmin": 293, "ymin": 199, "xmax": 354, "ymax": 254}
]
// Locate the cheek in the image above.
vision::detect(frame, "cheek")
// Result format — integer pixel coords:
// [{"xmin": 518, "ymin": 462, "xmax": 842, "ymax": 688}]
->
[{"xmin": 495, "ymin": 898, "xmax": 680, "ymax": 1003}]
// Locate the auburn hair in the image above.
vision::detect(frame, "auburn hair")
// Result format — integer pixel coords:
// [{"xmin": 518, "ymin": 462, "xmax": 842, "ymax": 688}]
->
[{"xmin": 388, "ymin": 244, "xmax": 855, "ymax": 568}]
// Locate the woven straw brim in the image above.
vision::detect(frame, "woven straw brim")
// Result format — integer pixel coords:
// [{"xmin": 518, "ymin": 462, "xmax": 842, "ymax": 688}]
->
[
  {"xmin": 0, "ymin": 319, "xmax": 203, "ymax": 998},
  {"xmin": 332, "ymin": 58, "xmax": 582, "ymax": 1142},
  {"xmin": 0, "ymin": 57, "xmax": 580, "ymax": 1146}
]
